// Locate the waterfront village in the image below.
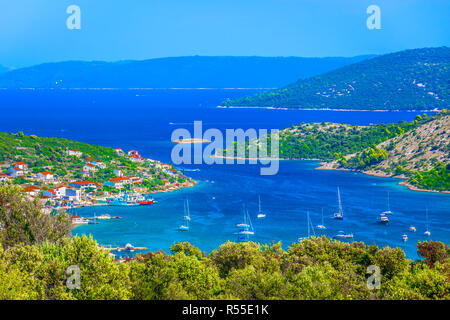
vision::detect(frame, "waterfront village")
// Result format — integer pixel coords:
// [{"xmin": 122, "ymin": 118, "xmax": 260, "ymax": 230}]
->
[{"xmin": 0, "ymin": 148, "xmax": 196, "ymax": 218}]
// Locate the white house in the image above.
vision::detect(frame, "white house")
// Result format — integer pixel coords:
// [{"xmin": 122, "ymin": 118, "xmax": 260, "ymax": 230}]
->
[
  {"xmin": 128, "ymin": 150, "xmax": 139, "ymax": 156},
  {"xmin": 64, "ymin": 187, "xmax": 81, "ymax": 202},
  {"xmin": 9, "ymin": 167, "xmax": 24, "ymax": 178},
  {"xmin": 104, "ymin": 177, "xmax": 131, "ymax": 189},
  {"xmin": 129, "ymin": 154, "xmax": 145, "ymax": 164},
  {"xmin": 69, "ymin": 180, "xmax": 99, "ymax": 190},
  {"xmin": 83, "ymin": 163, "xmax": 98, "ymax": 172},
  {"xmin": 67, "ymin": 150, "xmax": 82, "ymax": 157},
  {"xmin": 92, "ymin": 160, "xmax": 106, "ymax": 169},
  {"xmin": 113, "ymin": 169, "xmax": 124, "ymax": 177},
  {"xmin": 37, "ymin": 172, "xmax": 54, "ymax": 181},
  {"xmin": 22, "ymin": 186, "xmax": 41, "ymax": 198},
  {"xmin": 11, "ymin": 162, "xmax": 28, "ymax": 171}
]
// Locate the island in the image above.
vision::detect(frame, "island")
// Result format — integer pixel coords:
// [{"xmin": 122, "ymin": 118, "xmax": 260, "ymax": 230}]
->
[{"xmin": 218, "ymin": 110, "xmax": 449, "ymax": 193}]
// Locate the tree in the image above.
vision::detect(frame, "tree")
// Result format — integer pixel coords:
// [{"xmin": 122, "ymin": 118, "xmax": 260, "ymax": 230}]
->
[{"xmin": 0, "ymin": 184, "xmax": 71, "ymax": 249}]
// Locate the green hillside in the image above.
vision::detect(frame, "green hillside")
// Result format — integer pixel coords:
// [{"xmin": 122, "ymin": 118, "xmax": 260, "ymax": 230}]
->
[{"xmin": 223, "ymin": 47, "xmax": 450, "ymax": 110}]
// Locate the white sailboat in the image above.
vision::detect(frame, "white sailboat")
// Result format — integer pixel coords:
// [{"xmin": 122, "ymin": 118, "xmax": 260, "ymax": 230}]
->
[
  {"xmin": 178, "ymin": 199, "xmax": 190, "ymax": 231},
  {"xmin": 236, "ymin": 206, "xmax": 254, "ymax": 241},
  {"xmin": 257, "ymin": 195, "xmax": 266, "ymax": 219},
  {"xmin": 333, "ymin": 187, "xmax": 344, "ymax": 220},
  {"xmin": 381, "ymin": 192, "xmax": 393, "ymax": 215},
  {"xmin": 424, "ymin": 208, "xmax": 431, "ymax": 237},
  {"xmin": 298, "ymin": 211, "xmax": 316, "ymax": 242},
  {"xmin": 316, "ymin": 208, "xmax": 327, "ymax": 230}
]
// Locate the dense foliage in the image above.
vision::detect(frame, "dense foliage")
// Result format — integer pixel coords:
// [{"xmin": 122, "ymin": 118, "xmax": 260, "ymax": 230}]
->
[
  {"xmin": 0, "ymin": 184, "xmax": 71, "ymax": 249},
  {"xmin": 226, "ymin": 115, "xmax": 423, "ymax": 161},
  {"xmin": 409, "ymin": 163, "xmax": 450, "ymax": 191},
  {"xmin": 223, "ymin": 47, "xmax": 450, "ymax": 110}
]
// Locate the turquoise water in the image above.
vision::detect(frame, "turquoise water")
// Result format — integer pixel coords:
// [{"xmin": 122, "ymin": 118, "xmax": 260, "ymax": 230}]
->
[
  {"xmin": 0, "ymin": 89, "xmax": 448, "ymax": 259},
  {"xmin": 73, "ymin": 160, "xmax": 450, "ymax": 260}
]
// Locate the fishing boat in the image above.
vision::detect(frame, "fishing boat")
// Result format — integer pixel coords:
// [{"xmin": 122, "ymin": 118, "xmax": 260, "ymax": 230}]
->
[
  {"xmin": 424, "ymin": 208, "xmax": 431, "ymax": 237},
  {"xmin": 71, "ymin": 215, "xmax": 89, "ymax": 224},
  {"xmin": 316, "ymin": 208, "xmax": 327, "ymax": 230},
  {"xmin": 178, "ymin": 199, "xmax": 190, "ymax": 231},
  {"xmin": 138, "ymin": 198, "xmax": 155, "ymax": 205},
  {"xmin": 298, "ymin": 211, "xmax": 316, "ymax": 242},
  {"xmin": 332, "ymin": 187, "xmax": 344, "ymax": 220},
  {"xmin": 96, "ymin": 214, "xmax": 112, "ymax": 220},
  {"xmin": 409, "ymin": 226, "xmax": 416, "ymax": 232},
  {"xmin": 402, "ymin": 234, "xmax": 408, "ymax": 242},
  {"xmin": 376, "ymin": 213, "xmax": 389, "ymax": 224},
  {"xmin": 333, "ymin": 230, "xmax": 354, "ymax": 239},
  {"xmin": 381, "ymin": 192, "xmax": 393, "ymax": 215},
  {"xmin": 257, "ymin": 195, "xmax": 266, "ymax": 219}
]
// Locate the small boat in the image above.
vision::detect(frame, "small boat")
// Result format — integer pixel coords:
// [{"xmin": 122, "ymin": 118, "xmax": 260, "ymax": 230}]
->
[
  {"xmin": 178, "ymin": 199, "xmax": 190, "ymax": 231},
  {"xmin": 96, "ymin": 214, "xmax": 112, "ymax": 220},
  {"xmin": 235, "ymin": 206, "xmax": 254, "ymax": 241},
  {"xmin": 332, "ymin": 187, "xmax": 344, "ymax": 220},
  {"xmin": 71, "ymin": 215, "xmax": 89, "ymax": 224},
  {"xmin": 316, "ymin": 208, "xmax": 327, "ymax": 230},
  {"xmin": 298, "ymin": 211, "xmax": 316, "ymax": 242},
  {"xmin": 333, "ymin": 231, "xmax": 354, "ymax": 239},
  {"xmin": 409, "ymin": 226, "xmax": 416, "ymax": 232},
  {"xmin": 256, "ymin": 196, "xmax": 266, "ymax": 219},
  {"xmin": 376, "ymin": 213, "xmax": 389, "ymax": 224},
  {"xmin": 381, "ymin": 192, "xmax": 393, "ymax": 215},
  {"xmin": 402, "ymin": 234, "xmax": 408, "ymax": 242},
  {"xmin": 138, "ymin": 199, "xmax": 155, "ymax": 205}
]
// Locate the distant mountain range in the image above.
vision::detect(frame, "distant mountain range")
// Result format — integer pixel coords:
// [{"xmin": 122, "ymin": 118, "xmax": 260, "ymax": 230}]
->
[
  {"xmin": 0, "ymin": 55, "xmax": 375, "ymax": 89},
  {"xmin": 223, "ymin": 47, "xmax": 450, "ymax": 110}
]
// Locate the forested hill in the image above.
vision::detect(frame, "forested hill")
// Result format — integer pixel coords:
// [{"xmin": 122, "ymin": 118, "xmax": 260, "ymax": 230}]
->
[
  {"xmin": 222, "ymin": 47, "xmax": 450, "ymax": 110},
  {"xmin": 0, "ymin": 55, "xmax": 374, "ymax": 89}
]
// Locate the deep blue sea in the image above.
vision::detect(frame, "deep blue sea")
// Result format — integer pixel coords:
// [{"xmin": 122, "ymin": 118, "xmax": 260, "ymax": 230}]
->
[{"xmin": 0, "ymin": 89, "xmax": 448, "ymax": 259}]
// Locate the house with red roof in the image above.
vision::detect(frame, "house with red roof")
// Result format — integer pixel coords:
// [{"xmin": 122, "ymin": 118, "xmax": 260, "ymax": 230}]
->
[
  {"xmin": 129, "ymin": 154, "xmax": 145, "ymax": 164},
  {"xmin": 105, "ymin": 177, "xmax": 132, "ymax": 189},
  {"xmin": 22, "ymin": 186, "xmax": 41, "ymax": 197},
  {"xmin": 127, "ymin": 150, "xmax": 139, "ymax": 156},
  {"xmin": 37, "ymin": 171, "xmax": 54, "ymax": 181},
  {"xmin": 8, "ymin": 167, "xmax": 24, "ymax": 178},
  {"xmin": 11, "ymin": 162, "xmax": 28, "ymax": 171},
  {"xmin": 91, "ymin": 160, "xmax": 106, "ymax": 169},
  {"xmin": 69, "ymin": 180, "xmax": 99, "ymax": 190},
  {"xmin": 83, "ymin": 163, "xmax": 98, "ymax": 172}
]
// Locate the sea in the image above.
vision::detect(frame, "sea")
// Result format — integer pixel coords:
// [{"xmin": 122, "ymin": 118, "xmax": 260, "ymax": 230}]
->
[{"xmin": 0, "ymin": 89, "xmax": 448, "ymax": 259}]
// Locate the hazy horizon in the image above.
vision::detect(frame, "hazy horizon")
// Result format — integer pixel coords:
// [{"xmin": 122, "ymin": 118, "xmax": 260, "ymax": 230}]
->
[{"xmin": 1, "ymin": 0, "xmax": 449, "ymax": 69}]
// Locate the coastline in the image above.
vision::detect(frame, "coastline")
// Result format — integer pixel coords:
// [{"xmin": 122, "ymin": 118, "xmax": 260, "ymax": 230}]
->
[
  {"xmin": 217, "ymin": 105, "xmax": 441, "ymax": 113},
  {"xmin": 315, "ymin": 163, "xmax": 450, "ymax": 194}
]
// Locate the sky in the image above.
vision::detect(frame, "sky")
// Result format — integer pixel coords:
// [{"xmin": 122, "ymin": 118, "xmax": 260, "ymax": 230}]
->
[{"xmin": 0, "ymin": 0, "xmax": 449, "ymax": 68}]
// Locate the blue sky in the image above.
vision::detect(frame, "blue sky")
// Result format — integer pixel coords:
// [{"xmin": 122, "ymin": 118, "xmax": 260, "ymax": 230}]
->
[{"xmin": 1, "ymin": 0, "xmax": 449, "ymax": 68}]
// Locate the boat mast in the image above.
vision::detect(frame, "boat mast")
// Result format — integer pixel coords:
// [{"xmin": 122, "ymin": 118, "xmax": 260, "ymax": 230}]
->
[
  {"xmin": 387, "ymin": 192, "xmax": 390, "ymax": 211},
  {"xmin": 307, "ymin": 211, "xmax": 310, "ymax": 238},
  {"xmin": 338, "ymin": 187, "xmax": 343, "ymax": 217},
  {"xmin": 258, "ymin": 195, "xmax": 261, "ymax": 214}
]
